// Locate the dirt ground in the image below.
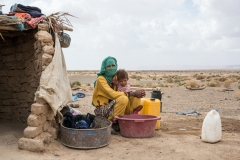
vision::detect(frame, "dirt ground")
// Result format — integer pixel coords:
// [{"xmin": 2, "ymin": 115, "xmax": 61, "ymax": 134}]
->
[{"xmin": 0, "ymin": 70, "xmax": 240, "ymax": 160}]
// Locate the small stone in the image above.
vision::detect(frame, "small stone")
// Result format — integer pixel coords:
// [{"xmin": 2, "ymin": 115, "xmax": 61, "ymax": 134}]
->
[{"xmin": 54, "ymin": 154, "xmax": 60, "ymax": 156}]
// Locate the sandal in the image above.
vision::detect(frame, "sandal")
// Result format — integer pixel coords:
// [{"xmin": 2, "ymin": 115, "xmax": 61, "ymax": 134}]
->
[{"xmin": 133, "ymin": 105, "xmax": 143, "ymax": 114}]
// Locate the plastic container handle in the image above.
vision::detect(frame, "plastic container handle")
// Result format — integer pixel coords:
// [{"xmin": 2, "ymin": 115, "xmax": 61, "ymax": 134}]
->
[{"xmin": 134, "ymin": 120, "xmax": 145, "ymax": 122}]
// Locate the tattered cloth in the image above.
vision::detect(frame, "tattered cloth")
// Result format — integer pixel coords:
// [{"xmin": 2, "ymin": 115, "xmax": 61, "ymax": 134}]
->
[
  {"xmin": 39, "ymin": 33, "xmax": 72, "ymax": 117},
  {"xmin": 26, "ymin": 15, "xmax": 45, "ymax": 28}
]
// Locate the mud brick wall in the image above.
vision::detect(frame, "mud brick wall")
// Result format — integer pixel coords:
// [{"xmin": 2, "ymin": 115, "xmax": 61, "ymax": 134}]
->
[
  {"xmin": 0, "ymin": 29, "xmax": 43, "ymax": 122},
  {"xmin": 0, "ymin": 25, "xmax": 58, "ymax": 152}
]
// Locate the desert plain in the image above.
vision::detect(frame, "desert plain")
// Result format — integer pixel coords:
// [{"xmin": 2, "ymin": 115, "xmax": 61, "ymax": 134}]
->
[{"xmin": 0, "ymin": 70, "xmax": 240, "ymax": 160}]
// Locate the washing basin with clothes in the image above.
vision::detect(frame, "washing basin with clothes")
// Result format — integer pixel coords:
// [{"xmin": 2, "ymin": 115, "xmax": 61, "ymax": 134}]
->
[{"xmin": 59, "ymin": 116, "xmax": 112, "ymax": 149}]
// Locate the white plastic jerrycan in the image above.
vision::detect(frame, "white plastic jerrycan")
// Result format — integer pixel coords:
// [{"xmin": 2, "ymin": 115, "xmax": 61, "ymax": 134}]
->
[{"xmin": 201, "ymin": 109, "xmax": 222, "ymax": 143}]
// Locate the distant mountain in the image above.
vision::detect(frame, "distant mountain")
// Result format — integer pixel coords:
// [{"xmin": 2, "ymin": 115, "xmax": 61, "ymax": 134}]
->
[
  {"xmin": 224, "ymin": 65, "xmax": 240, "ymax": 69},
  {"xmin": 136, "ymin": 65, "xmax": 240, "ymax": 70},
  {"xmin": 67, "ymin": 65, "xmax": 240, "ymax": 71}
]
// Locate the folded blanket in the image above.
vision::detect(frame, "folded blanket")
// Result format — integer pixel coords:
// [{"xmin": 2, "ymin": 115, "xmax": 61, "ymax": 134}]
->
[{"xmin": 10, "ymin": 3, "xmax": 44, "ymax": 18}]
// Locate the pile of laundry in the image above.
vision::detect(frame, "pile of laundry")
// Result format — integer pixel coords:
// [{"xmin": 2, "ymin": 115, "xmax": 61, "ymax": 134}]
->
[
  {"xmin": 63, "ymin": 112, "xmax": 96, "ymax": 129},
  {"xmin": 0, "ymin": 3, "xmax": 45, "ymax": 30}
]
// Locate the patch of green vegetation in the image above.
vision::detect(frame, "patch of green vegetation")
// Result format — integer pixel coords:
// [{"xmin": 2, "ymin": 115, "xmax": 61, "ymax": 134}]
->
[
  {"xmin": 70, "ymin": 81, "xmax": 81, "ymax": 88},
  {"xmin": 166, "ymin": 78, "xmax": 173, "ymax": 83}
]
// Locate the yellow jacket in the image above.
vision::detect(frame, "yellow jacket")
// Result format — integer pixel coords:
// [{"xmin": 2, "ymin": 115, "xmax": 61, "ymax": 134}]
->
[{"xmin": 92, "ymin": 76, "xmax": 125, "ymax": 107}]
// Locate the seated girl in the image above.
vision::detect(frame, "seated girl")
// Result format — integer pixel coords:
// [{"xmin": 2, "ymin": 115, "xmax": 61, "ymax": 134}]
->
[{"xmin": 92, "ymin": 56, "xmax": 145, "ymax": 123}]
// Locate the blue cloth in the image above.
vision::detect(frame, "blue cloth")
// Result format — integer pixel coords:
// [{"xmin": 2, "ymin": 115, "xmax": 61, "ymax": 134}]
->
[
  {"xmin": 75, "ymin": 120, "xmax": 89, "ymax": 129},
  {"xmin": 72, "ymin": 95, "xmax": 78, "ymax": 101}
]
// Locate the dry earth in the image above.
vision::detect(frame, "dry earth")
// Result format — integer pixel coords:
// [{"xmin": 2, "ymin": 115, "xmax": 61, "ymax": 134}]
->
[{"xmin": 0, "ymin": 70, "xmax": 240, "ymax": 160}]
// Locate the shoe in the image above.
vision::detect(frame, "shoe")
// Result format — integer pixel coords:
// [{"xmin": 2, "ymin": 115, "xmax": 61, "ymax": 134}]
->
[{"xmin": 133, "ymin": 105, "xmax": 143, "ymax": 114}]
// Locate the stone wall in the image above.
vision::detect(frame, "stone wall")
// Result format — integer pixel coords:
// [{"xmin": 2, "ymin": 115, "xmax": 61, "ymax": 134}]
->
[
  {"xmin": 0, "ymin": 24, "xmax": 60, "ymax": 152},
  {"xmin": 0, "ymin": 29, "xmax": 42, "ymax": 122}
]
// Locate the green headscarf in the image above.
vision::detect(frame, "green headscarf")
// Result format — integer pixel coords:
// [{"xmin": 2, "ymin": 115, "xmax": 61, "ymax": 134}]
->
[{"xmin": 94, "ymin": 56, "xmax": 118, "ymax": 86}]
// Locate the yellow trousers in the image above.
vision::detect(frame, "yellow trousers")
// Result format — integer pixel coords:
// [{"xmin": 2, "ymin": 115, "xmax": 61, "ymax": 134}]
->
[{"xmin": 108, "ymin": 95, "xmax": 141, "ymax": 120}]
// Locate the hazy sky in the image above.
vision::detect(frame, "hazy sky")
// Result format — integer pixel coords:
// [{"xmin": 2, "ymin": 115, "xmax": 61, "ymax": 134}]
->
[{"xmin": 2, "ymin": 0, "xmax": 240, "ymax": 70}]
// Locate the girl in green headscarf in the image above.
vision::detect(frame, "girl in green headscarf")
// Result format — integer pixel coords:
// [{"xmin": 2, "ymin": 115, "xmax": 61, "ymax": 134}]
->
[{"xmin": 92, "ymin": 56, "xmax": 146, "ymax": 124}]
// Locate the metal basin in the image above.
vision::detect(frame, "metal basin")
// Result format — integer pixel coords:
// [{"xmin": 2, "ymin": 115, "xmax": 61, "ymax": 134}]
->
[{"xmin": 59, "ymin": 116, "xmax": 112, "ymax": 149}]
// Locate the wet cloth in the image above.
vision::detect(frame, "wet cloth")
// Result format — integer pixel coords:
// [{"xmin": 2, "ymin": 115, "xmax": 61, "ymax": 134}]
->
[
  {"xmin": 75, "ymin": 113, "xmax": 95, "ymax": 129},
  {"xmin": 62, "ymin": 112, "xmax": 95, "ymax": 129},
  {"xmin": 62, "ymin": 112, "xmax": 75, "ymax": 128}
]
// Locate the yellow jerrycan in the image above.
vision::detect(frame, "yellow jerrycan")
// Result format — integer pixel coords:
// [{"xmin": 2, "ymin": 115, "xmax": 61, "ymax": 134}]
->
[{"xmin": 139, "ymin": 98, "xmax": 161, "ymax": 129}]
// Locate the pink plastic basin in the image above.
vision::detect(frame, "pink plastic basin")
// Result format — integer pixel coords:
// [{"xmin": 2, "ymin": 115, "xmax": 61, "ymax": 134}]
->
[{"xmin": 115, "ymin": 114, "xmax": 161, "ymax": 138}]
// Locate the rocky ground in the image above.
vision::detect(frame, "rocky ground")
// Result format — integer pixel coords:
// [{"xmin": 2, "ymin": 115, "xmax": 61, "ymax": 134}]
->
[{"xmin": 0, "ymin": 70, "xmax": 240, "ymax": 160}]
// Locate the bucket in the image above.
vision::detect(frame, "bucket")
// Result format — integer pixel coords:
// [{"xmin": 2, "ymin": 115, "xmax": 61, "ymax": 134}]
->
[
  {"xmin": 115, "ymin": 114, "xmax": 161, "ymax": 138},
  {"xmin": 201, "ymin": 109, "xmax": 222, "ymax": 143},
  {"xmin": 59, "ymin": 116, "xmax": 112, "ymax": 149},
  {"xmin": 139, "ymin": 98, "xmax": 161, "ymax": 129}
]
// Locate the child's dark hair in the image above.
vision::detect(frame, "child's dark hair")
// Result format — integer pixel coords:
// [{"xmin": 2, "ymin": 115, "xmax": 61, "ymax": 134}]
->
[{"xmin": 116, "ymin": 69, "xmax": 128, "ymax": 81}]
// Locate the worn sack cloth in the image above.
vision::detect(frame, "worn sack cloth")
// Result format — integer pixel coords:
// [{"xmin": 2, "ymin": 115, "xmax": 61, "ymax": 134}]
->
[
  {"xmin": 94, "ymin": 100, "xmax": 116, "ymax": 118},
  {"xmin": 39, "ymin": 33, "xmax": 72, "ymax": 116}
]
